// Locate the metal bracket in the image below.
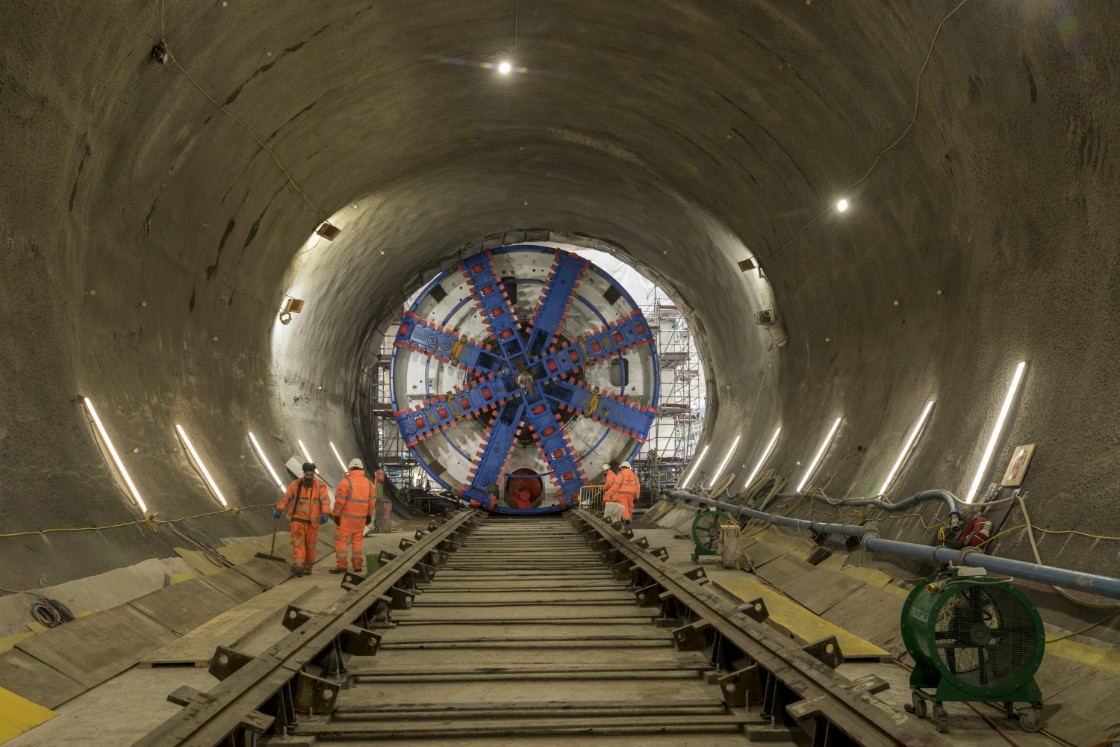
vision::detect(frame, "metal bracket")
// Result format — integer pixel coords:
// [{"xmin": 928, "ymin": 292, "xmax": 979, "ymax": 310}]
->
[
  {"xmin": 341, "ymin": 570, "xmax": 367, "ymax": 590},
  {"xmin": 848, "ymin": 674, "xmax": 890, "ymax": 696},
  {"xmin": 237, "ymin": 710, "xmax": 275, "ymax": 735},
  {"xmin": 208, "ymin": 646, "xmax": 254, "ymax": 681},
  {"xmin": 683, "ymin": 566, "xmax": 709, "ymax": 585},
  {"xmin": 281, "ymin": 605, "xmax": 314, "ymax": 631},
  {"xmin": 632, "ymin": 536, "xmax": 650, "ymax": 549},
  {"xmin": 599, "ymin": 547, "xmax": 619, "ymax": 564},
  {"xmin": 718, "ymin": 664, "xmax": 763, "ymax": 708},
  {"xmin": 591, "ymin": 537, "xmax": 611, "ymax": 552},
  {"xmin": 167, "ymin": 685, "xmax": 214, "ymax": 708},
  {"xmin": 390, "ymin": 585, "xmax": 416, "ymax": 609},
  {"xmin": 294, "ymin": 671, "xmax": 341, "ymax": 714},
  {"xmin": 399, "ymin": 538, "xmax": 415, "ymax": 551},
  {"xmin": 610, "ymin": 558, "xmax": 634, "ymax": 580},
  {"xmin": 414, "ymin": 529, "xmax": 427, "ymax": 540},
  {"xmin": 802, "ymin": 636, "xmax": 844, "ymax": 669},
  {"xmin": 738, "ymin": 598, "xmax": 769, "ymax": 623},
  {"xmin": 339, "ymin": 624, "xmax": 381, "ymax": 656},
  {"xmin": 634, "ymin": 583, "xmax": 662, "ymax": 607},
  {"xmin": 649, "ymin": 546, "xmax": 669, "ymax": 560},
  {"xmin": 671, "ymin": 620, "xmax": 713, "ymax": 651},
  {"xmin": 378, "ymin": 550, "xmax": 397, "ymax": 567}
]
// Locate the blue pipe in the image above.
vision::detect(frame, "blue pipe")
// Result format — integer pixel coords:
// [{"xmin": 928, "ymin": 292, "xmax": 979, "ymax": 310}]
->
[{"xmin": 670, "ymin": 490, "xmax": 1120, "ymax": 601}]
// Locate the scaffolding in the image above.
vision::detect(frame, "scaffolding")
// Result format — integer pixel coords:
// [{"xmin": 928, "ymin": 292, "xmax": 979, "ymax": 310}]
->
[{"xmin": 637, "ymin": 297, "xmax": 704, "ymax": 494}]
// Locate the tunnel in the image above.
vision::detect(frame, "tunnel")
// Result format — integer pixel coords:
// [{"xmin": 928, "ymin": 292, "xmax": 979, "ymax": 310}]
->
[{"xmin": 2, "ymin": 1, "xmax": 1119, "ymax": 743}]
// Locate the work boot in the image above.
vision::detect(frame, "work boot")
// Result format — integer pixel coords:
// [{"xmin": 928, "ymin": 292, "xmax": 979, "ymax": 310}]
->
[
  {"xmin": 303, "ymin": 566, "xmax": 314, "ymax": 576},
  {"xmin": 329, "ymin": 567, "xmax": 345, "ymax": 574},
  {"xmin": 290, "ymin": 564, "xmax": 304, "ymax": 577},
  {"xmin": 352, "ymin": 567, "xmax": 363, "ymax": 575}
]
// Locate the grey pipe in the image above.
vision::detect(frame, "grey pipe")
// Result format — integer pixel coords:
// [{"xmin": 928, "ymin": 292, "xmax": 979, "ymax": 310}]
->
[
  {"xmin": 748, "ymin": 489, "xmax": 961, "ymax": 520},
  {"xmin": 670, "ymin": 489, "xmax": 1120, "ymax": 601},
  {"xmin": 671, "ymin": 491, "xmax": 863, "ymax": 537}
]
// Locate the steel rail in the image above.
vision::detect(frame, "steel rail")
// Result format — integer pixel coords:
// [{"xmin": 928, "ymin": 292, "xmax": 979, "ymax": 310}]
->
[
  {"xmin": 135, "ymin": 509, "xmax": 481, "ymax": 747},
  {"xmin": 569, "ymin": 509, "xmax": 951, "ymax": 747}
]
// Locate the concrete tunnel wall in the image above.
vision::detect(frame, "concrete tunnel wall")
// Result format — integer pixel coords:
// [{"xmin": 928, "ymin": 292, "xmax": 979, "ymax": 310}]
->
[{"xmin": 2, "ymin": 1, "xmax": 1119, "ymax": 616}]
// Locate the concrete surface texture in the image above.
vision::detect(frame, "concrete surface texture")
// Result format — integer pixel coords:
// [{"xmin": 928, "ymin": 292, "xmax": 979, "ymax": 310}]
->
[{"xmin": 1, "ymin": 1, "xmax": 1119, "ymax": 620}]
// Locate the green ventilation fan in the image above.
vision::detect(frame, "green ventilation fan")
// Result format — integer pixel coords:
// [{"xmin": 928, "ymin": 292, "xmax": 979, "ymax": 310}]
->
[
  {"xmin": 689, "ymin": 509, "xmax": 733, "ymax": 563},
  {"xmin": 901, "ymin": 569, "xmax": 1044, "ymax": 733}
]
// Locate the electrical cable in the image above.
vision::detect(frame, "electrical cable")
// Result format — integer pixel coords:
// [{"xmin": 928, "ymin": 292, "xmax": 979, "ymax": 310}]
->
[
  {"xmin": 0, "ymin": 503, "xmax": 274, "ymax": 539},
  {"xmin": 30, "ymin": 597, "xmax": 75, "ymax": 629},
  {"xmin": 157, "ymin": 0, "xmax": 325, "ymax": 224},
  {"xmin": 764, "ymin": 0, "xmax": 972, "ymax": 261},
  {"xmin": 1016, "ymin": 495, "xmax": 1120, "ymax": 612}
]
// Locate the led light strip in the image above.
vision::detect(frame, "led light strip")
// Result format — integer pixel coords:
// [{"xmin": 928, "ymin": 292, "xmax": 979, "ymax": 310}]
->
[
  {"xmin": 298, "ymin": 439, "xmax": 315, "ymax": 467},
  {"xmin": 83, "ymin": 398, "xmax": 148, "ymax": 513},
  {"xmin": 329, "ymin": 441, "xmax": 348, "ymax": 472},
  {"xmin": 879, "ymin": 401, "xmax": 935, "ymax": 496},
  {"xmin": 796, "ymin": 417, "xmax": 843, "ymax": 493},
  {"xmin": 743, "ymin": 427, "xmax": 782, "ymax": 490},
  {"xmin": 176, "ymin": 425, "xmax": 227, "ymax": 507},
  {"xmin": 965, "ymin": 361, "xmax": 1027, "ymax": 503},
  {"xmin": 248, "ymin": 432, "xmax": 284, "ymax": 489},
  {"xmin": 678, "ymin": 444, "xmax": 710, "ymax": 490},
  {"xmin": 707, "ymin": 435, "xmax": 741, "ymax": 489}
]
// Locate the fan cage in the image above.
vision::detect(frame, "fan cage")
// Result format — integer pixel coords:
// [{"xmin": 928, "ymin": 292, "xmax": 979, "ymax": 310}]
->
[{"xmin": 931, "ymin": 580, "xmax": 1039, "ymax": 692}]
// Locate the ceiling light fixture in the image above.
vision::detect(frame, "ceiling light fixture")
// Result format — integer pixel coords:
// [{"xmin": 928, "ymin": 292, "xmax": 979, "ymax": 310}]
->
[
  {"xmin": 796, "ymin": 417, "xmax": 842, "ymax": 493},
  {"xmin": 314, "ymin": 221, "xmax": 341, "ymax": 241},
  {"xmin": 879, "ymin": 400, "xmax": 935, "ymax": 495},
  {"xmin": 83, "ymin": 397, "xmax": 148, "ymax": 513},
  {"xmin": 965, "ymin": 361, "xmax": 1027, "ymax": 504},
  {"xmin": 678, "ymin": 444, "xmax": 710, "ymax": 490},
  {"xmin": 836, "ymin": 198, "xmax": 850, "ymax": 212},
  {"xmin": 176, "ymin": 424, "xmax": 228, "ymax": 507},
  {"xmin": 248, "ymin": 431, "xmax": 284, "ymax": 490},
  {"xmin": 498, "ymin": 60, "xmax": 512, "ymax": 75},
  {"xmin": 743, "ymin": 427, "xmax": 782, "ymax": 489}
]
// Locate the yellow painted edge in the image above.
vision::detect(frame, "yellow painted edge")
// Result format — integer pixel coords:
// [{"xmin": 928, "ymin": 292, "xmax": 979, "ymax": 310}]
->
[
  {"xmin": 1046, "ymin": 637, "xmax": 1120, "ymax": 677},
  {"xmin": 0, "ymin": 686, "xmax": 57, "ymax": 743},
  {"xmin": 0, "ymin": 632, "xmax": 34, "ymax": 655}
]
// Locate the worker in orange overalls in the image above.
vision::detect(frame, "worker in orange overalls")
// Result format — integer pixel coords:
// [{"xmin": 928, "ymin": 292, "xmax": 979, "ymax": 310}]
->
[
  {"xmin": 331, "ymin": 458, "xmax": 378, "ymax": 574},
  {"xmin": 275, "ymin": 462, "xmax": 331, "ymax": 576},
  {"xmin": 602, "ymin": 461, "xmax": 624, "ymax": 526},
  {"xmin": 616, "ymin": 461, "xmax": 641, "ymax": 531}
]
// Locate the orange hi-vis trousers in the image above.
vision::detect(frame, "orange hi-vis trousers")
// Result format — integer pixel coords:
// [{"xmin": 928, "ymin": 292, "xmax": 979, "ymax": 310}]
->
[
  {"xmin": 334, "ymin": 523, "xmax": 366, "ymax": 571},
  {"xmin": 290, "ymin": 520, "xmax": 320, "ymax": 572}
]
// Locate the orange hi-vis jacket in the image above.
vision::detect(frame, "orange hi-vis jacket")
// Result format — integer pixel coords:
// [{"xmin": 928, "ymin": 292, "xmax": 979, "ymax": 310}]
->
[
  {"xmin": 333, "ymin": 469, "xmax": 378, "ymax": 528},
  {"xmin": 617, "ymin": 467, "xmax": 640, "ymax": 519},
  {"xmin": 603, "ymin": 469, "xmax": 621, "ymax": 503},
  {"xmin": 278, "ymin": 477, "xmax": 330, "ymax": 523}
]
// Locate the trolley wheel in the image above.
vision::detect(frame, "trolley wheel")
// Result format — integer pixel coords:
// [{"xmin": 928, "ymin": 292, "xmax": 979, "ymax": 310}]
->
[
  {"xmin": 908, "ymin": 692, "xmax": 927, "ymax": 720},
  {"xmin": 1018, "ymin": 705, "xmax": 1042, "ymax": 733},
  {"xmin": 690, "ymin": 553, "xmax": 698, "ymax": 563},
  {"xmin": 931, "ymin": 703, "xmax": 948, "ymax": 733}
]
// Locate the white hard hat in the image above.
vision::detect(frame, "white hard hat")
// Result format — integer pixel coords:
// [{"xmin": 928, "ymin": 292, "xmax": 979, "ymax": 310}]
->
[
  {"xmin": 348, "ymin": 458, "xmax": 364, "ymax": 470},
  {"xmin": 601, "ymin": 463, "xmax": 610, "ymax": 472},
  {"xmin": 621, "ymin": 461, "xmax": 632, "ymax": 469}
]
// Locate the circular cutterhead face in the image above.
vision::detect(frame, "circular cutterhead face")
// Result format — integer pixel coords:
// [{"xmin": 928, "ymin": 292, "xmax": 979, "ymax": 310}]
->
[{"xmin": 390, "ymin": 245, "xmax": 659, "ymax": 513}]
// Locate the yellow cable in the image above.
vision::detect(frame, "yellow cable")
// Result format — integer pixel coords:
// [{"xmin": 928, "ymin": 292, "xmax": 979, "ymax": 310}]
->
[
  {"xmin": 0, "ymin": 503, "xmax": 275, "ymax": 539},
  {"xmin": 1046, "ymin": 608, "xmax": 1120, "ymax": 644}
]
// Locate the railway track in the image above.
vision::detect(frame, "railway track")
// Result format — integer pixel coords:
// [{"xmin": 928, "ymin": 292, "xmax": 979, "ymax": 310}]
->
[{"xmin": 138, "ymin": 510, "xmax": 946, "ymax": 746}]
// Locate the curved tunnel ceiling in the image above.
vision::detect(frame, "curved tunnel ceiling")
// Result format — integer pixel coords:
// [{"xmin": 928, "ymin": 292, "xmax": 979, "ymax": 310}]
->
[{"xmin": 3, "ymin": 1, "xmax": 1119, "ymax": 588}]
